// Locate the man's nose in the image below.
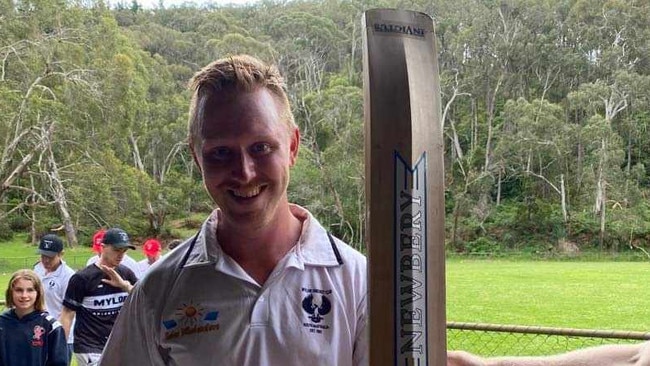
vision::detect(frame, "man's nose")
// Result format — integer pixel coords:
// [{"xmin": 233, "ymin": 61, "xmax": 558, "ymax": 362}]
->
[{"xmin": 231, "ymin": 152, "xmax": 256, "ymax": 182}]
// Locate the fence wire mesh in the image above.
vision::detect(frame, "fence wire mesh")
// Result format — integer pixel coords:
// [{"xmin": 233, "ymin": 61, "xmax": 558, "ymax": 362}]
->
[
  {"xmin": 0, "ymin": 255, "xmax": 91, "ymax": 273},
  {"xmin": 448, "ymin": 322, "xmax": 650, "ymax": 357}
]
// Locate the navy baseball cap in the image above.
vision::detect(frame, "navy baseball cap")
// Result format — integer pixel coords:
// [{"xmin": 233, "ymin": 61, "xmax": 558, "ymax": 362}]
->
[
  {"xmin": 38, "ymin": 234, "xmax": 64, "ymax": 257},
  {"xmin": 102, "ymin": 228, "xmax": 136, "ymax": 250}
]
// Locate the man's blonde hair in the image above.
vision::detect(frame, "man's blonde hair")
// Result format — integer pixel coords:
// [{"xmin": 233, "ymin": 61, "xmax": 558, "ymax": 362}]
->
[
  {"xmin": 187, "ymin": 55, "xmax": 296, "ymax": 149},
  {"xmin": 6, "ymin": 269, "xmax": 46, "ymax": 312}
]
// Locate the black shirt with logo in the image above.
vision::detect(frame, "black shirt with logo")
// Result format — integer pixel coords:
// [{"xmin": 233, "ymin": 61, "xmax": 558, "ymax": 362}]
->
[{"xmin": 63, "ymin": 264, "xmax": 137, "ymax": 353}]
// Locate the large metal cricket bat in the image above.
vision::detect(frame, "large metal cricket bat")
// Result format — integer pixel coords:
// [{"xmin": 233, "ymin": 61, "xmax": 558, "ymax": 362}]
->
[{"xmin": 363, "ymin": 9, "xmax": 446, "ymax": 366}]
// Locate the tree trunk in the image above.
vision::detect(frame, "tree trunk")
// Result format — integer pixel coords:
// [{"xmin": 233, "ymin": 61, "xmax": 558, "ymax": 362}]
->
[
  {"xmin": 129, "ymin": 130, "xmax": 160, "ymax": 233},
  {"xmin": 441, "ymin": 70, "xmax": 469, "ymax": 161},
  {"xmin": 560, "ymin": 174, "xmax": 567, "ymax": 224},
  {"xmin": 471, "ymin": 99, "xmax": 478, "ymax": 152},
  {"xmin": 599, "ymin": 184, "xmax": 606, "ymax": 251},
  {"xmin": 483, "ymin": 74, "xmax": 504, "ymax": 173},
  {"xmin": 451, "ymin": 199, "xmax": 461, "ymax": 251},
  {"xmin": 45, "ymin": 130, "xmax": 78, "ymax": 247},
  {"xmin": 595, "ymin": 138, "xmax": 607, "ymax": 251},
  {"xmin": 496, "ymin": 168, "xmax": 502, "ymax": 206},
  {"xmin": 30, "ymin": 174, "xmax": 37, "ymax": 244}
]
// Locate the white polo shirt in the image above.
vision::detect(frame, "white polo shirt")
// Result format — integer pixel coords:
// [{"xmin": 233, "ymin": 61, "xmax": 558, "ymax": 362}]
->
[
  {"xmin": 34, "ymin": 260, "xmax": 76, "ymax": 343},
  {"xmin": 135, "ymin": 259, "xmax": 150, "ymax": 279},
  {"xmin": 86, "ymin": 253, "xmax": 141, "ymax": 279},
  {"xmin": 100, "ymin": 205, "xmax": 368, "ymax": 366}
]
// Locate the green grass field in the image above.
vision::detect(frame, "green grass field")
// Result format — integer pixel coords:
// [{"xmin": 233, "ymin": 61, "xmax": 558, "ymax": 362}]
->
[
  {"xmin": 2, "ymin": 239, "xmax": 648, "ymax": 331},
  {"xmin": 1, "ymin": 239, "xmax": 648, "ymax": 358},
  {"xmin": 446, "ymin": 258, "xmax": 650, "ymax": 331}
]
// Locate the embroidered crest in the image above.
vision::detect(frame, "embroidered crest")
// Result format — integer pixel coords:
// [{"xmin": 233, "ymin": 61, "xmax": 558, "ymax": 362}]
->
[
  {"xmin": 31, "ymin": 325, "xmax": 45, "ymax": 347},
  {"xmin": 301, "ymin": 294, "xmax": 331, "ymax": 323},
  {"xmin": 300, "ymin": 288, "xmax": 333, "ymax": 334}
]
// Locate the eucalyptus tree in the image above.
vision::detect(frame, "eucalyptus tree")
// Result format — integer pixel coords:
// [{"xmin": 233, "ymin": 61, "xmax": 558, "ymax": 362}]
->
[
  {"xmin": 291, "ymin": 75, "xmax": 364, "ymax": 248},
  {"xmin": 0, "ymin": 0, "xmax": 115, "ymax": 246},
  {"xmin": 496, "ymin": 98, "xmax": 573, "ymax": 227},
  {"xmin": 567, "ymin": 68, "xmax": 645, "ymax": 249},
  {"xmin": 267, "ymin": 10, "xmax": 348, "ymax": 91}
]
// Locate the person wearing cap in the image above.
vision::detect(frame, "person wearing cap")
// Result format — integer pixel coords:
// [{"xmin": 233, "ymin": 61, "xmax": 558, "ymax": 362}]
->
[
  {"xmin": 83, "ymin": 229, "xmax": 105, "ymax": 267},
  {"xmin": 33, "ymin": 233, "xmax": 76, "ymax": 363},
  {"xmin": 86, "ymin": 229, "xmax": 141, "ymax": 279},
  {"xmin": 59, "ymin": 228, "xmax": 138, "ymax": 366},
  {"xmin": 100, "ymin": 55, "xmax": 367, "ymax": 366},
  {"xmin": 135, "ymin": 238, "xmax": 162, "ymax": 278}
]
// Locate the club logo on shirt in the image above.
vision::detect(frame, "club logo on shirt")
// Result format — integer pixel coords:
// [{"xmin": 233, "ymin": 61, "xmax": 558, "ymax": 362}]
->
[
  {"xmin": 31, "ymin": 325, "xmax": 45, "ymax": 347},
  {"xmin": 162, "ymin": 301, "xmax": 220, "ymax": 340},
  {"xmin": 301, "ymin": 288, "xmax": 332, "ymax": 334},
  {"xmin": 48, "ymin": 280, "xmax": 56, "ymax": 288}
]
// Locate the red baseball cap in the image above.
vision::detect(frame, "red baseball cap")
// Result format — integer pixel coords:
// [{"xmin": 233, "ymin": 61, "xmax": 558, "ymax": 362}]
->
[
  {"xmin": 92, "ymin": 229, "xmax": 106, "ymax": 253},
  {"xmin": 143, "ymin": 238, "xmax": 162, "ymax": 256}
]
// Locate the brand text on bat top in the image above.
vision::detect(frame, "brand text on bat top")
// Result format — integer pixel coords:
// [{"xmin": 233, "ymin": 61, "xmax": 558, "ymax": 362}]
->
[{"xmin": 373, "ymin": 23, "xmax": 425, "ymax": 37}]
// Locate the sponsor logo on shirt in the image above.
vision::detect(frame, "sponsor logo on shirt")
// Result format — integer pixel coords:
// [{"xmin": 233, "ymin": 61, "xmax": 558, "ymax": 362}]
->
[
  {"xmin": 83, "ymin": 292, "xmax": 129, "ymax": 316},
  {"xmin": 301, "ymin": 288, "xmax": 332, "ymax": 334},
  {"xmin": 162, "ymin": 301, "xmax": 220, "ymax": 340},
  {"xmin": 31, "ymin": 325, "xmax": 45, "ymax": 347}
]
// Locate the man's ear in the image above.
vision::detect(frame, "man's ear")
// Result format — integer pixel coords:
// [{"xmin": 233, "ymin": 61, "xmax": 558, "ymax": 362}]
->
[{"xmin": 289, "ymin": 128, "xmax": 300, "ymax": 167}]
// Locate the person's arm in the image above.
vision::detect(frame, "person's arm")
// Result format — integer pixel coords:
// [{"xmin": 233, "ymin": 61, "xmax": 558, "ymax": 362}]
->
[
  {"xmin": 59, "ymin": 306, "xmax": 75, "ymax": 340},
  {"xmin": 48, "ymin": 320, "xmax": 70, "ymax": 366},
  {"xmin": 448, "ymin": 342, "xmax": 650, "ymax": 366}
]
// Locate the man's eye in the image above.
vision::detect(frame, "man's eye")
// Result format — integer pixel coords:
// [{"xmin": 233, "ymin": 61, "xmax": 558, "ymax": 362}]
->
[
  {"xmin": 208, "ymin": 148, "xmax": 231, "ymax": 160},
  {"xmin": 251, "ymin": 143, "xmax": 272, "ymax": 155}
]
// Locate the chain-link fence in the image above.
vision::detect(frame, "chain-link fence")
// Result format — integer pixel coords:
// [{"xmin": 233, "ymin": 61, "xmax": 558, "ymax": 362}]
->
[
  {"xmin": 448, "ymin": 322, "xmax": 650, "ymax": 356},
  {"xmin": 0, "ymin": 291, "xmax": 647, "ymax": 358},
  {"xmin": 0, "ymin": 255, "xmax": 92, "ymax": 273}
]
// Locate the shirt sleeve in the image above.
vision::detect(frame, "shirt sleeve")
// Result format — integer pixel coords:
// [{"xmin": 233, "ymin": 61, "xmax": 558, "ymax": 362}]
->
[
  {"xmin": 47, "ymin": 318, "xmax": 69, "ymax": 366},
  {"xmin": 127, "ymin": 267, "xmax": 139, "ymax": 285},
  {"xmin": 60, "ymin": 268, "xmax": 75, "ymax": 301},
  {"xmin": 353, "ymin": 293, "xmax": 369, "ymax": 366},
  {"xmin": 62, "ymin": 273, "xmax": 84, "ymax": 311},
  {"xmin": 99, "ymin": 284, "xmax": 168, "ymax": 366}
]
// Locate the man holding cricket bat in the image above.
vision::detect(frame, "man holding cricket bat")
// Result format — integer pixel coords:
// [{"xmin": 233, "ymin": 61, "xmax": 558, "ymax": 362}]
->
[
  {"xmin": 100, "ymin": 55, "xmax": 368, "ymax": 365},
  {"xmin": 448, "ymin": 341, "xmax": 650, "ymax": 365}
]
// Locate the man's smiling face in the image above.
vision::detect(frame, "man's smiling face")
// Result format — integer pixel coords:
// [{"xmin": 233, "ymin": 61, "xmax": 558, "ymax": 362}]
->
[{"xmin": 193, "ymin": 87, "xmax": 299, "ymax": 229}]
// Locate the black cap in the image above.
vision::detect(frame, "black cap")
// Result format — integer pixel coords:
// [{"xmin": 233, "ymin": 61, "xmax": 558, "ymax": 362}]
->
[
  {"xmin": 102, "ymin": 228, "xmax": 136, "ymax": 250},
  {"xmin": 38, "ymin": 234, "xmax": 64, "ymax": 257}
]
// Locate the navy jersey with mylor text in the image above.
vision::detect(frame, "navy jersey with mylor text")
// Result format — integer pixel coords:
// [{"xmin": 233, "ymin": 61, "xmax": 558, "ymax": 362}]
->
[{"xmin": 63, "ymin": 264, "xmax": 137, "ymax": 354}]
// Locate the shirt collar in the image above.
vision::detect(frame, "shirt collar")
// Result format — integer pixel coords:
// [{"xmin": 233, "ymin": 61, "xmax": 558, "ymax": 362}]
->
[
  {"xmin": 290, "ymin": 205, "xmax": 344, "ymax": 267},
  {"xmin": 182, "ymin": 205, "xmax": 344, "ymax": 269},
  {"xmin": 35, "ymin": 260, "xmax": 68, "ymax": 276}
]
